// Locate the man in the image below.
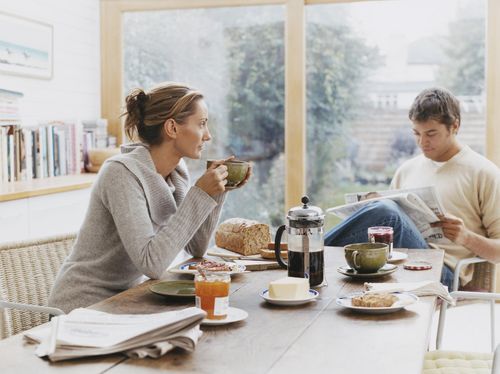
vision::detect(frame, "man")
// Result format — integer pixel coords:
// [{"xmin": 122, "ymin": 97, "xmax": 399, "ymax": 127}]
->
[{"xmin": 325, "ymin": 87, "xmax": 500, "ymax": 289}]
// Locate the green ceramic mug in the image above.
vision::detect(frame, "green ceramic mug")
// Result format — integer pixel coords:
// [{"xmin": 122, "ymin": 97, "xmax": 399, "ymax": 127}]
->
[
  {"xmin": 344, "ymin": 242, "xmax": 388, "ymax": 273},
  {"xmin": 206, "ymin": 159, "xmax": 249, "ymax": 188}
]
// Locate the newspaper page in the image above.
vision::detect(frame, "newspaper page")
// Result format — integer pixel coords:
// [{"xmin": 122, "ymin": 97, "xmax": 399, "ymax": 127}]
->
[
  {"xmin": 26, "ymin": 307, "xmax": 205, "ymax": 361},
  {"xmin": 328, "ymin": 186, "xmax": 451, "ymax": 244}
]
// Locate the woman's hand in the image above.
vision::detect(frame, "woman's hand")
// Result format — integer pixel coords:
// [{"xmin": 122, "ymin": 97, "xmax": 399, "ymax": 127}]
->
[
  {"xmin": 195, "ymin": 158, "xmax": 231, "ymax": 196},
  {"xmin": 234, "ymin": 162, "xmax": 253, "ymax": 189}
]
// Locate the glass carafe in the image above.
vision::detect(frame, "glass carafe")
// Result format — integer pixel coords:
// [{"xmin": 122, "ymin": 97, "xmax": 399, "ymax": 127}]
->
[{"xmin": 274, "ymin": 196, "xmax": 325, "ymax": 287}]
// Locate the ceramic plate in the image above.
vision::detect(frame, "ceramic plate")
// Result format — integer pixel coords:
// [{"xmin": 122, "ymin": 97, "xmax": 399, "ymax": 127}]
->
[
  {"xmin": 337, "ymin": 263, "xmax": 397, "ymax": 279},
  {"xmin": 149, "ymin": 280, "xmax": 195, "ymax": 298},
  {"xmin": 260, "ymin": 289, "xmax": 319, "ymax": 306},
  {"xmin": 336, "ymin": 292, "xmax": 418, "ymax": 314},
  {"xmin": 387, "ymin": 251, "xmax": 408, "ymax": 263},
  {"xmin": 201, "ymin": 307, "xmax": 248, "ymax": 326},
  {"xmin": 169, "ymin": 262, "xmax": 247, "ymax": 276}
]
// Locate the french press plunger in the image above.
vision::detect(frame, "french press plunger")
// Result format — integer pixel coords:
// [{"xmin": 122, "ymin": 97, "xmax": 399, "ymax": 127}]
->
[{"xmin": 274, "ymin": 196, "xmax": 325, "ymax": 287}]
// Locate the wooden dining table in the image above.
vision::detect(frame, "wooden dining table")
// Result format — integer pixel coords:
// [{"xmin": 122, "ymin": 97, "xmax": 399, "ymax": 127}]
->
[{"xmin": 0, "ymin": 246, "xmax": 444, "ymax": 374}]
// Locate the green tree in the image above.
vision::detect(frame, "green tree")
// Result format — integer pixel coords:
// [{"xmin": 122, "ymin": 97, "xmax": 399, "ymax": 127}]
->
[
  {"xmin": 224, "ymin": 24, "xmax": 285, "ymax": 164},
  {"xmin": 437, "ymin": 16, "xmax": 485, "ymax": 95},
  {"xmin": 224, "ymin": 21, "xmax": 379, "ymax": 201},
  {"xmin": 306, "ymin": 23, "xmax": 379, "ymax": 198}
]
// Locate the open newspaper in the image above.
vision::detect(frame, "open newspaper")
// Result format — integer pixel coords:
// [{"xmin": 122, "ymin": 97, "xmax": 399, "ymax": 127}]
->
[
  {"xmin": 24, "ymin": 307, "xmax": 205, "ymax": 362},
  {"xmin": 327, "ymin": 186, "xmax": 451, "ymax": 244}
]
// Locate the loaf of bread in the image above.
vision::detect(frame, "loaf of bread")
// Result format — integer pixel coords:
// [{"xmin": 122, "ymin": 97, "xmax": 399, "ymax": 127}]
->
[{"xmin": 215, "ymin": 218, "xmax": 271, "ymax": 256}]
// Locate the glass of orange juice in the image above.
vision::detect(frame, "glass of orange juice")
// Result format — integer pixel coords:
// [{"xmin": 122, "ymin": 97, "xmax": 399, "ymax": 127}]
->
[{"xmin": 195, "ymin": 271, "xmax": 230, "ymax": 320}]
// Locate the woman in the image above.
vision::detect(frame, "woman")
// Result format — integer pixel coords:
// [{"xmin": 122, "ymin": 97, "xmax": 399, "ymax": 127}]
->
[{"xmin": 49, "ymin": 82, "xmax": 251, "ymax": 313}]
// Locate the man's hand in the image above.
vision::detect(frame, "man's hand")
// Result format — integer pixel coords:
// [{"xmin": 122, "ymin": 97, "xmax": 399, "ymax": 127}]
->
[
  {"xmin": 431, "ymin": 214, "xmax": 471, "ymax": 246},
  {"xmin": 431, "ymin": 214, "xmax": 500, "ymax": 263}
]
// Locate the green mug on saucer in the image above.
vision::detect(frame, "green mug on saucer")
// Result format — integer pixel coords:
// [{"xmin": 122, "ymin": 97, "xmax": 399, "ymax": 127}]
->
[
  {"xmin": 207, "ymin": 159, "xmax": 249, "ymax": 189},
  {"xmin": 344, "ymin": 243, "xmax": 388, "ymax": 273}
]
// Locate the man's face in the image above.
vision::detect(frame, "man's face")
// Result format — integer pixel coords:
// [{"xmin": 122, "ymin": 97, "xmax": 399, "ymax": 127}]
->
[{"xmin": 412, "ymin": 119, "xmax": 460, "ymax": 162}]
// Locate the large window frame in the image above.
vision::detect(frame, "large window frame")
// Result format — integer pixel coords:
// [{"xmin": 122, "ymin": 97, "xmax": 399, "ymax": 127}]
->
[{"xmin": 100, "ymin": 0, "xmax": 500, "ymax": 212}]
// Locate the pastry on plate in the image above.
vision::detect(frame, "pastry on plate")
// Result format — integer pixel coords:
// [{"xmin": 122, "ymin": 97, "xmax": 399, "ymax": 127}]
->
[{"xmin": 351, "ymin": 293, "xmax": 398, "ymax": 308}]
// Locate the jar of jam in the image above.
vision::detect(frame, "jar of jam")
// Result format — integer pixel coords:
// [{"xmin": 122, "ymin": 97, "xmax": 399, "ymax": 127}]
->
[
  {"xmin": 368, "ymin": 226, "xmax": 394, "ymax": 259},
  {"xmin": 195, "ymin": 271, "xmax": 230, "ymax": 320}
]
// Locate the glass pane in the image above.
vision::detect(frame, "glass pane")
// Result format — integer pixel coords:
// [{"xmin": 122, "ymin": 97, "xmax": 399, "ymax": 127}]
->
[
  {"xmin": 123, "ymin": 6, "xmax": 285, "ymax": 228},
  {"xmin": 306, "ymin": 0, "xmax": 486, "ymax": 230}
]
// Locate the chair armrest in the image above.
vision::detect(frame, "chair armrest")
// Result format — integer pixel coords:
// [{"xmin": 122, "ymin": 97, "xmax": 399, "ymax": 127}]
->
[
  {"xmin": 0, "ymin": 300, "xmax": 64, "ymax": 316},
  {"xmin": 450, "ymin": 291, "xmax": 500, "ymax": 302}
]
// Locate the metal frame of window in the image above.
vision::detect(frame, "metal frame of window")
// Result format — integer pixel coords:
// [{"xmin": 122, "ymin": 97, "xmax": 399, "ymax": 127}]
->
[{"xmin": 101, "ymin": 0, "xmax": 500, "ymax": 213}]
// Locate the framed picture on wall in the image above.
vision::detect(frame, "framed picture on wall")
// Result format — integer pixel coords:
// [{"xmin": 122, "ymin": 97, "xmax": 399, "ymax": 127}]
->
[{"xmin": 0, "ymin": 12, "xmax": 53, "ymax": 79}]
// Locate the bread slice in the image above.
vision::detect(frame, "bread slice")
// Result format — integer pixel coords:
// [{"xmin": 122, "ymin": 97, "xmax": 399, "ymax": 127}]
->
[{"xmin": 260, "ymin": 248, "xmax": 288, "ymax": 259}]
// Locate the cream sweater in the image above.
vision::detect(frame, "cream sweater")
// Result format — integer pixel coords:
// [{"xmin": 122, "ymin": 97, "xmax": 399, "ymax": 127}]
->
[
  {"xmin": 391, "ymin": 145, "xmax": 500, "ymax": 285},
  {"xmin": 49, "ymin": 144, "xmax": 225, "ymax": 312}
]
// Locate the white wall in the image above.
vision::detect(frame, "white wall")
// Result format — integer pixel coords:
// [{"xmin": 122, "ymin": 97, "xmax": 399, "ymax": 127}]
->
[
  {"xmin": 0, "ymin": 0, "xmax": 101, "ymax": 124},
  {"xmin": 0, "ymin": 0, "xmax": 100, "ymax": 243}
]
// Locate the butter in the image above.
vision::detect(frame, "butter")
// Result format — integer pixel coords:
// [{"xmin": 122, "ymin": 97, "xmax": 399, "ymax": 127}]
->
[{"xmin": 268, "ymin": 277, "xmax": 309, "ymax": 299}]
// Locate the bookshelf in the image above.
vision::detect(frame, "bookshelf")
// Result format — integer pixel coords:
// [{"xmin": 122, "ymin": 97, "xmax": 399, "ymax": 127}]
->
[{"xmin": 0, "ymin": 89, "xmax": 112, "ymax": 202}]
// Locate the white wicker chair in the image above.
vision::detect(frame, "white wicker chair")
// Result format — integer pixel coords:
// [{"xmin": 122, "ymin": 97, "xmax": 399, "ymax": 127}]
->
[
  {"xmin": 424, "ymin": 291, "xmax": 500, "ymax": 374},
  {"xmin": 0, "ymin": 234, "xmax": 76, "ymax": 339},
  {"xmin": 452, "ymin": 257, "xmax": 497, "ymax": 293},
  {"xmin": 434, "ymin": 258, "xmax": 498, "ymax": 352}
]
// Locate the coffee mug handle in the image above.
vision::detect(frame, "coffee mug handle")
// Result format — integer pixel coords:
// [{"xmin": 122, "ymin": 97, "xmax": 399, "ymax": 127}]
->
[
  {"xmin": 352, "ymin": 250, "xmax": 361, "ymax": 270},
  {"xmin": 274, "ymin": 225, "xmax": 288, "ymax": 269}
]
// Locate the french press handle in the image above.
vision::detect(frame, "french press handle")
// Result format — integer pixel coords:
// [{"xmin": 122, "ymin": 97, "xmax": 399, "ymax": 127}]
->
[{"xmin": 274, "ymin": 225, "xmax": 288, "ymax": 269}]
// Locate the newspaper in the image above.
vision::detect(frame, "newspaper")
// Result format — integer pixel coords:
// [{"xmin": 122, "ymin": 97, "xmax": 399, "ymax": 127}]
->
[
  {"xmin": 24, "ymin": 307, "xmax": 205, "ymax": 362},
  {"xmin": 327, "ymin": 186, "xmax": 451, "ymax": 244}
]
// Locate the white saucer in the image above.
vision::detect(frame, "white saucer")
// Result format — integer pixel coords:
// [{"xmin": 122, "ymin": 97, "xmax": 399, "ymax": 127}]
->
[
  {"xmin": 260, "ymin": 289, "xmax": 319, "ymax": 305},
  {"xmin": 336, "ymin": 292, "xmax": 418, "ymax": 314},
  {"xmin": 337, "ymin": 264, "xmax": 397, "ymax": 279},
  {"xmin": 387, "ymin": 251, "xmax": 408, "ymax": 263},
  {"xmin": 201, "ymin": 307, "xmax": 248, "ymax": 326}
]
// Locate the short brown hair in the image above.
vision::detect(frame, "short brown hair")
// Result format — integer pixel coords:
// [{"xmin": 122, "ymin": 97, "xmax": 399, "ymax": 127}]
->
[
  {"xmin": 408, "ymin": 87, "xmax": 461, "ymax": 130},
  {"xmin": 123, "ymin": 82, "xmax": 203, "ymax": 145}
]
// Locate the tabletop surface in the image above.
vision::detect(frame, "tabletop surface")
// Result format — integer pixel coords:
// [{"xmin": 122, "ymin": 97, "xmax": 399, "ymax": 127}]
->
[{"xmin": 0, "ymin": 247, "xmax": 444, "ymax": 374}]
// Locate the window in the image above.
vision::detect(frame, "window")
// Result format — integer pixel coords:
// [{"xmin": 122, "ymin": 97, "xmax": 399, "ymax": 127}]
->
[
  {"xmin": 306, "ymin": 0, "xmax": 486, "ymax": 229},
  {"xmin": 123, "ymin": 6, "xmax": 286, "ymax": 227},
  {"xmin": 102, "ymin": 0, "xmax": 498, "ymax": 228}
]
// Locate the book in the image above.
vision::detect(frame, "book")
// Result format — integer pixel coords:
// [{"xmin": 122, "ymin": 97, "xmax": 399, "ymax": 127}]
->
[
  {"xmin": 24, "ymin": 307, "xmax": 206, "ymax": 362},
  {"xmin": 327, "ymin": 186, "xmax": 451, "ymax": 244}
]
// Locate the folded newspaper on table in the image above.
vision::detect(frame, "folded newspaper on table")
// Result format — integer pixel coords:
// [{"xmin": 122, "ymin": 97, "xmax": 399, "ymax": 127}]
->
[
  {"xmin": 364, "ymin": 280, "xmax": 454, "ymax": 305},
  {"xmin": 23, "ymin": 307, "xmax": 206, "ymax": 362},
  {"xmin": 327, "ymin": 186, "xmax": 451, "ymax": 245}
]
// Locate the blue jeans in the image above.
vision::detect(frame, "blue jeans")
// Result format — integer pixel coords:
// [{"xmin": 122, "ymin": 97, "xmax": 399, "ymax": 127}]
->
[{"xmin": 324, "ymin": 200, "xmax": 453, "ymax": 289}]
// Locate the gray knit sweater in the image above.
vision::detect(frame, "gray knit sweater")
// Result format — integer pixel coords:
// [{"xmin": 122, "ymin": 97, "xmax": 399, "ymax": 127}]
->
[{"xmin": 48, "ymin": 143, "xmax": 225, "ymax": 312}]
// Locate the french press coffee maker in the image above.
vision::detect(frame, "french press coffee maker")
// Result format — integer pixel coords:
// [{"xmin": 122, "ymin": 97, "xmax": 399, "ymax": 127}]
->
[{"xmin": 274, "ymin": 196, "xmax": 325, "ymax": 287}]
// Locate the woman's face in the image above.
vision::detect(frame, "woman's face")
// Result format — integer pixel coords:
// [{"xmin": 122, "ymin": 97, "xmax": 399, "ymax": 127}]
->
[{"xmin": 174, "ymin": 99, "xmax": 211, "ymax": 159}]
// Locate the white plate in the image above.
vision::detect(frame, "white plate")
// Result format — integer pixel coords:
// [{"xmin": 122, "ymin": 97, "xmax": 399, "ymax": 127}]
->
[
  {"xmin": 201, "ymin": 307, "xmax": 248, "ymax": 325},
  {"xmin": 260, "ymin": 289, "xmax": 319, "ymax": 305},
  {"xmin": 387, "ymin": 251, "xmax": 408, "ymax": 263},
  {"xmin": 169, "ymin": 261, "xmax": 247, "ymax": 276},
  {"xmin": 336, "ymin": 292, "xmax": 418, "ymax": 314}
]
